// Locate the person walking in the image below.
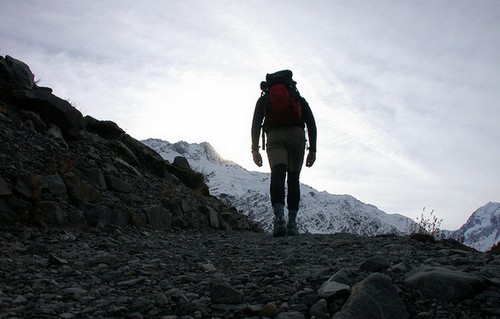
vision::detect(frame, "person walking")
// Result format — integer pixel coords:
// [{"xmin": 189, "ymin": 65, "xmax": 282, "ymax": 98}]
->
[{"xmin": 251, "ymin": 70, "xmax": 317, "ymax": 237}]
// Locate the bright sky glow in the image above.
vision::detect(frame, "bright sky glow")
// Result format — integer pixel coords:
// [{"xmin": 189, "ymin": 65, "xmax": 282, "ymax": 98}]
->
[{"xmin": 2, "ymin": 0, "xmax": 499, "ymax": 229}]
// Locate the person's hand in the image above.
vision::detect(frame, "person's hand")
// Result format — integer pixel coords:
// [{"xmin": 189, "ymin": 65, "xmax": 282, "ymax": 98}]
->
[
  {"xmin": 305, "ymin": 151, "xmax": 316, "ymax": 167},
  {"xmin": 252, "ymin": 151, "xmax": 263, "ymax": 167}
]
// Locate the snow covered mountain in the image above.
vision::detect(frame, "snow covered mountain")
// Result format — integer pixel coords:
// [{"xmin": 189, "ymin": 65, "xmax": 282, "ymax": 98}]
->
[
  {"xmin": 142, "ymin": 139, "xmax": 499, "ymax": 251},
  {"xmin": 448, "ymin": 202, "xmax": 500, "ymax": 252},
  {"xmin": 142, "ymin": 139, "xmax": 416, "ymax": 236}
]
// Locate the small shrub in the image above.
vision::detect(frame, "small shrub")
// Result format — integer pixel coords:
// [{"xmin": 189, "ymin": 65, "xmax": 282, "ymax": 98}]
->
[
  {"xmin": 411, "ymin": 208, "xmax": 445, "ymax": 241},
  {"xmin": 180, "ymin": 167, "xmax": 209, "ymax": 196},
  {"xmin": 191, "ymin": 170, "xmax": 209, "ymax": 196}
]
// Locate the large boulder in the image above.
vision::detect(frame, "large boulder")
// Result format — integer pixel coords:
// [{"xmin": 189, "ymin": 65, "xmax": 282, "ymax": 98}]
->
[
  {"xmin": 1, "ymin": 55, "xmax": 83, "ymax": 139},
  {"xmin": 0, "ymin": 55, "xmax": 35, "ymax": 90},
  {"xmin": 333, "ymin": 273, "xmax": 409, "ymax": 319},
  {"xmin": 84, "ymin": 115, "xmax": 125, "ymax": 139},
  {"xmin": 404, "ymin": 266, "xmax": 487, "ymax": 302},
  {"xmin": 13, "ymin": 89, "xmax": 84, "ymax": 139}
]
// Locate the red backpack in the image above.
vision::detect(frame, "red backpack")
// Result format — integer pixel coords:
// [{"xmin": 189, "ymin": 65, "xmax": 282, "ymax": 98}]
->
[{"xmin": 261, "ymin": 70, "xmax": 302, "ymax": 128}]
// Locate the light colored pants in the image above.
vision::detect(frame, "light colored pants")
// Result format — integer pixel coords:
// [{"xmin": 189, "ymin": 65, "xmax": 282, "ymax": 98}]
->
[{"xmin": 266, "ymin": 126, "xmax": 306, "ymax": 172}]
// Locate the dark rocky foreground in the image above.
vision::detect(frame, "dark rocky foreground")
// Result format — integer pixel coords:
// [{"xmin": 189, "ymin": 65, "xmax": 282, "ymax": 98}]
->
[{"xmin": 1, "ymin": 225, "xmax": 499, "ymax": 319}]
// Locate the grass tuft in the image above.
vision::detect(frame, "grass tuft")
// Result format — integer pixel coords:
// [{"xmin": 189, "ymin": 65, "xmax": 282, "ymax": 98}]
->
[{"xmin": 410, "ymin": 207, "xmax": 444, "ymax": 241}]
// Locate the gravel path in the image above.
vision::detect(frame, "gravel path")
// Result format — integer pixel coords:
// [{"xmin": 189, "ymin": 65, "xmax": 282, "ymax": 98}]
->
[{"xmin": 1, "ymin": 226, "xmax": 498, "ymax": 318}]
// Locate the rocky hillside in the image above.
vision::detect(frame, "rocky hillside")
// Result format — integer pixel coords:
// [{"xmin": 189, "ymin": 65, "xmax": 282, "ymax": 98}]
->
[{"xmin": 0, "ymin": 55, "xmax": 258, "ymax": 232}]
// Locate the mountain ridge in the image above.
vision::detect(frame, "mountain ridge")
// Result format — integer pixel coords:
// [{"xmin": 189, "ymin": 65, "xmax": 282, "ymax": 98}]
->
[
  {"xmin": 143, "ymin": 138, "xmax": 499, "ymax": 252},
  {"xmin": 142, "ymin": 140, "xmax": 414, "ymax": 234},
  {"xmin": 448, "ymin": 201, "xmax": 500, "ymax": 252}
]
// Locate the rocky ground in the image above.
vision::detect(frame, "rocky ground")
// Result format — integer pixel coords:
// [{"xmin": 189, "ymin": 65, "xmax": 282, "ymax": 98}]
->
[{"xmin": 1, "ymin": 225, "xmax": 498, "ymax": 319}]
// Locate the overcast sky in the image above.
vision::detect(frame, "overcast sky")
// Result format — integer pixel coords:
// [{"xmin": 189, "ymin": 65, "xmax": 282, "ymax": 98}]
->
[{"xmin": 2, "ymin": 0, "xmax": 499, "ymax": 229}]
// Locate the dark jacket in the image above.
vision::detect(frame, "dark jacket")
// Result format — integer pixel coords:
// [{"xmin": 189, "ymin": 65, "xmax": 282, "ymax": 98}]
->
[{"xmin": 251, "ymin": 95, "xmax": 317, "ymax": 152}]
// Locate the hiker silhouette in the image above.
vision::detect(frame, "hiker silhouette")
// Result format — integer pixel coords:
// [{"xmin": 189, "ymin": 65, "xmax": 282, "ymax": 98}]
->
[{"xmin": 251, "ymin": 70, "xmax": 317, "ymax": 237}]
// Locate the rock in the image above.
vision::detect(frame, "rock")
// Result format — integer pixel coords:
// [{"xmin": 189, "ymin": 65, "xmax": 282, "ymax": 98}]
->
[
  {"xmin": 81, "ymin": 168, "xmax": 107, "ymax": 190},
  {"xmin": 173, "ymin": 156, "xmax": 191, "ymax": 170},
  {"xmin": 0, "ymin": 55, "xmax": 35, "ymax": 90},
  {"xmin": 109, "ymin": 140, "xmax": 140, "ymax": 167},
  {"xmin": 84, "ymin": 115, "xmax": 125, "ymax": 139},
  {"xmin": 317, "ymin": 279, "xmax": 350, "ymax": 301},
  {"xmin": 15, "ymin": 174, "xmax": 41, "ymax": 200},
  {"xmin": 117, "ymin": 276, "xmax": 147, "ymax": 287},
  {"xmin": 404, "ymin": 266, "xmax": 486, "ymax": 301},
  {"xmin": 93, "ymin": 253, "xmax": 119, "ymax": 265},
  {"xmin": 155, "ymin": 293, "xmax": 168, "ymax": 306},
  {"xmin": 201, "ymin": 262, "xmax": 216, "ymax": 273},
  {"xmin": 13, "ymin": 89, "xmax": 84, "ymax": 139},
  {"xmin": 27, "ymin": 243, "xmax": 49, "ymax": 255},
  {"xmin": 46, "ymin": 123, "xmax": 68, "ymax": 148},
  {"xmin": 202, "ymin": 206, "xmax": 220, "ymax": 229},
  {"xmin": 260, "ymin": 302, "xmax": 279, "ymax": 317},
  {"xmin": 114, "ymin": 158, "xmax": 141, "ymax": 176},
  {"xmin": 33, "ymin": 201, "xmax": 68, "ymax": 226},
  {"xmin": 105, "ymin": 175, "xmax": 132, "ymax": 193},
  {"xmin": 127, "ymin": 312, "xmax": 143, "ymax": 319},
  {"xmin": 210, "ymin": 283, "xmax": 244, "ymax": 304},
  {"xmin": 0, "ymin": 198, "xmax": 24, "ymax": 223},
  {"xmin": 62, "ymin": 287, "xmax": 87, "ymax": 296},
  {"xmin": 309, "ymin": 298, "xmax": 328, "ymax": 318},
  {"xmin": 333, "ymin": 273, "xmax": 409, "ymax": 319},
  {"xmin": 38, "ymin": 174, "xmax": 67, "ymax": 197},
  {"xmin": 144, "ymin": 205, "xmax": 172, "ymax": 229},
  {"xmin": 12, "ymin": 295, "xmax": 28, "ymax": 305},
  {"xmin": 48, "ymin": 253, "xmax": 68, "ymax": 265},
  {"xmin": 359, "ymin": 255, "xmax": 390, "ymax": 272},
  {"xmin": 64, "ymin": 172, "xmax": 100, "ymax": 203},
  {"xmin": 0, "ymin": 177, "xmax": 12, "ymax": 195},
  {"xmin": 276, "ymin": 311, "xmax": 306, "ymax": 319},
  {"xmin": 328, "ymin": 268, "xmax": 353, "ymax": 286},
  {"xmin": 119, "ymin": 134, "xmax": 167, "ymax": 176}
]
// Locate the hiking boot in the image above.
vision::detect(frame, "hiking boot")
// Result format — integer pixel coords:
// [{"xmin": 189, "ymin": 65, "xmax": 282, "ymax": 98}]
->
[
  {"xmin": 287, "ymin": 210, "xmax": 299, "ymax": 236},
  {"xmin": 287, "ymin": 220, "xmax": 299, "ymax": 236},
  {"xmin": 272, "ymin": 204, "xmax": 287, "ymax": 237},
  {"xmin": 273, "ymin": 215, "xmax": 287, "ymax": 237}
]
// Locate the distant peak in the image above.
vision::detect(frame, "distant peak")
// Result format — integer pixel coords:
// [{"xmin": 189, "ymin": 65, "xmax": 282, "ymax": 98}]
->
[
  {"xmin": 142, "ymin": 139, "xmax": 225, "ymax": 165},
  {"xmin": 199, "ymin": 142, "xmax": 224, "ymax": 163},
  {"xmin": 171, "ymin": 141, "xmax": 191, "ymax": 155}
]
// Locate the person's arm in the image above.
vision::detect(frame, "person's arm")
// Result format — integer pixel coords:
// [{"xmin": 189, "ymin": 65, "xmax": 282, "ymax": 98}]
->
[
  {"xmin": 251, "ymin": 98, "xmax": 264, "ymax": 166},
  {"xmin": 301, "ymin": 97, "xmax": 317, "ymax": 167}
]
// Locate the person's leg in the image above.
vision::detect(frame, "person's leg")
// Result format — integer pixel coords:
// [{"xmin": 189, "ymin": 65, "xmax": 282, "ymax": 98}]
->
[
  {"xmin": 286, "ymin": 171, "xmax": 300, "ymax": 211},
  {"xmin": 270, "ymin": 163, "xmax": 287, "ymax": 207},
  {"xmin": 266, "ymin": 128, "xmax": 289, "ymax": 237},
  {"xmin": 285, "ymin": 127, "xmax": 306, "ymax": 236},
  {"xmin": 286, "ymin": 170, "xmax": 300, "ymax": 235},
  {"xmin": 270, "ymin": 163, "xmax": 287, "ymax": 236}
]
